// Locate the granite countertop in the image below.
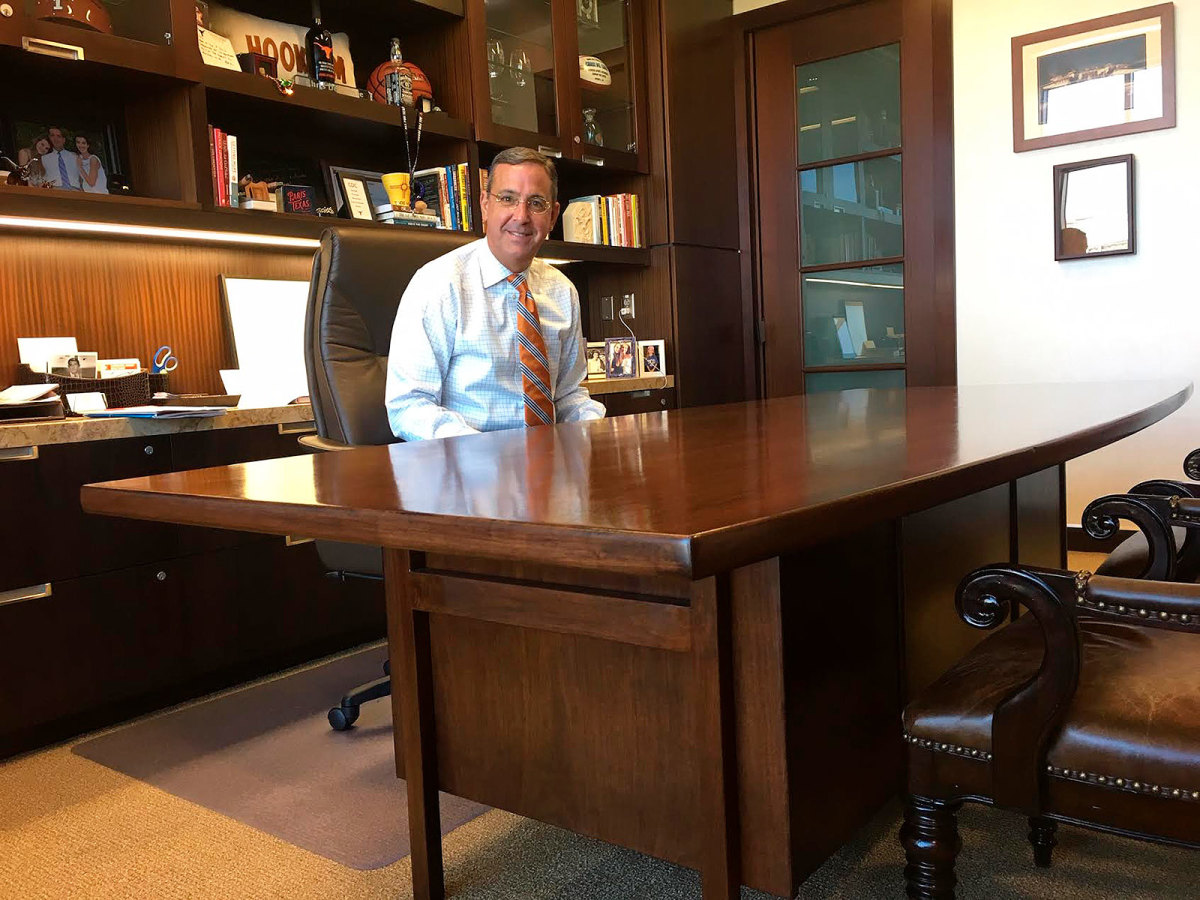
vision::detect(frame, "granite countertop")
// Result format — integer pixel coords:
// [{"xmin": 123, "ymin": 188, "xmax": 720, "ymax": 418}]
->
[{"xmin": 0, "ymin": 405, "xmax": 316, "ymax": 449}]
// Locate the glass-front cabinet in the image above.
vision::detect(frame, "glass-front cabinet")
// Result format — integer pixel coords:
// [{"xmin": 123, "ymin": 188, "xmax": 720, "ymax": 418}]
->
[
  {"xmin": 796, "ymin": 43, "xmax": 905, "ymax": 390},
  {"xmin": 0, "ymin": 0, "xmax": 185, "ymax": 75},
  {"xmin": 469, "ymin": 0, "xmax": 647, "ymax": 172}
]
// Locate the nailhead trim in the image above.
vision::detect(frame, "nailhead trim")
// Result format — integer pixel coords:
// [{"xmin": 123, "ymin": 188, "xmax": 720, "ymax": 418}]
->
[
  {"xmin": 1075, "ymin": 569, "xmax": 1197, "ymax": 626},
  {"xmin": 1046, "ymin": 765, "xmax": 1200, "ymax": 803},
  {"xmin": 905, "ymin": 734, "xmax": 1200, "ymax": 804},
  {"xmin": 903, "ymin": 733, "xmax": 992, "ymax": 761}
]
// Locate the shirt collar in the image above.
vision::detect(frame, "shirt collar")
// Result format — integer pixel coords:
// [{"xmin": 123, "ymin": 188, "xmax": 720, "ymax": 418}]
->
[{"xmin": 476, "ymin": 239, "xmax": 536, "ymax": 289}]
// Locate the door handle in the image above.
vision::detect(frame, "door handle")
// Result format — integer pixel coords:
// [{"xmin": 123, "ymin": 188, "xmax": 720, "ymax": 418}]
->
[
  {"xmin": 0, "ymin": 583, "xmax": 52, "ymax": 607},
  {"xmin": 0, "ymin": 446, "xmax": 39, "ymax": 462},
  {"xmin": 536, "ymin": 145, "xmax": 563, "ymax": 158},
  {"xmin": 278, "ymin": 421, "xmax": 317, "ymax": 436},
  {"xmin": 22, "ymin": 37, "xmax": 85, "ymax": 60}
]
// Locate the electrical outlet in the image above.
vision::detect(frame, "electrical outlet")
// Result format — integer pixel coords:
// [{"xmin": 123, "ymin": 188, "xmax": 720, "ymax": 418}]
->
[
  {"xmin": 601, "ymin": 295, "xmax": 614, "ymax": 321},
  {"xmin": 621, "ymin": 292, "xmax": 635, "ymax": 318}
]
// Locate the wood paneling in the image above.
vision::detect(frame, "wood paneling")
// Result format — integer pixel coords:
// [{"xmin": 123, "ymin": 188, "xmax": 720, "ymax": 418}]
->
[
  {"xmin": 672, "ymin": 244, "xmax": 744, "ymax": 408},
  {"xmin": 0, "ymin": 235, "xmax": 313, "ymax": 395}
]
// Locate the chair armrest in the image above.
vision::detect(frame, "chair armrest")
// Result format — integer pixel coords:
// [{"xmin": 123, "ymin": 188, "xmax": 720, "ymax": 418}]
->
[
  {"xmin": 956, "ymin": 564, "xmax": 1081, "ymax": 811},
  {"xmin": 1080, "ymin": 494, "xmax": 1178, "ymax": 580},
  {"xmin": 1183, "ymin": 448, "xmax": 1200, "ymax": 481},
  {"xmin": 298, "ymin": 434, "xmax": 355, "ymax": 452},
  {"xmin": 1128, "ymin": 479, "xmax": 1199, "ymax": 499},
  {"xmin": 1076, "ymin": 571, "xmax": 1200, "ymax": 632}
]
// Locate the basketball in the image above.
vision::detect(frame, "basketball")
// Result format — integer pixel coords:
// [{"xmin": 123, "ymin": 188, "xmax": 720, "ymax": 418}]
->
[{"xmin": 367, "ymin": 60, "xmax": 433, "ymax": 107}]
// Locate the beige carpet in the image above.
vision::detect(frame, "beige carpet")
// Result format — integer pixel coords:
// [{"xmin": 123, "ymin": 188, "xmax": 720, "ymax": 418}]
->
[{"xmin": 2, "ymin": 621, "xmax": 1197, "ymax": 899}]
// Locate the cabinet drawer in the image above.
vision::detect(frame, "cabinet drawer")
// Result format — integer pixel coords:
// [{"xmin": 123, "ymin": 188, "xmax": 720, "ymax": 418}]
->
[
  {"xmin": 596, "ymin": 388, "xmax": 676, "ymax": 417},
  {"xmin": 0, "ymin": 436, "xmax": 176, "ymax": 589},
  {"xmin": 0, "ymin": 561, "xmax": 186, "ymax": 754}
]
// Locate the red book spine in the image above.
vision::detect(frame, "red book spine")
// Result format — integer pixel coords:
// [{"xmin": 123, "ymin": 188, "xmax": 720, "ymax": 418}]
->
[
  {"xmin": 213, "ymin": 127, "xmax": 227, "ymax": 207},
  {"xmin": 207, "ymin": 125, "xmax": 218, "ymax": 206}
]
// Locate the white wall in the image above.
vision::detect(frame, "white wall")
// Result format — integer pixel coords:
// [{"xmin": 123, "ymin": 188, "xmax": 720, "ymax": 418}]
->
[
  {"xmin": 955, "ymin": 1, "xmax": 1199, "ymax": 521},
  {"xmin": 733, "ymin": 0, "xmax": 783, "ymax": 12}
]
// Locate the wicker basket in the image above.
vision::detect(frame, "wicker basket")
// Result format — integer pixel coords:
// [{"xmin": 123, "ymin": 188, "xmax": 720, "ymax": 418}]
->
[{"xmin": 18, "ymin": 365, "xmax": 169, "ymax": 411}]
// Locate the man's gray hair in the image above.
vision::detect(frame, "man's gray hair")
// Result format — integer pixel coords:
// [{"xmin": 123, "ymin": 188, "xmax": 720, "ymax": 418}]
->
[{"xmin": 489, "ymin": 146, "xmax": 558, "ymax": 201}]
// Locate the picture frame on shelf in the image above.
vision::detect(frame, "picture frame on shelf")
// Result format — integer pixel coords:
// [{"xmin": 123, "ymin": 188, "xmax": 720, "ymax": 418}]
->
[
  {"xmin": 604, "ymin": 337, "xmax": 636, "ymax": 379},
  {"xmin": 1053, "ymin": 154, "xmax": 1135, "ymax": 261},
  {"xmin": 637, "ymin": 340, "xmax": 665, "ymax": 377},
  {"xmin": 585, "ymin": 341, "xmax": 606, "ymax": 380},
  {"xmin": 1012, "ymin": 4, "xmax": 1175, "ymax": 152},
  {"xmin": 8, "ymin": 118, "xmax": 123, "ymax": 195},
  {"xmin": 325, "ymin": 164, "xmax": 392, "ymax": 222},
  {"xmin": 578, "ymin": 0, "xmax": 600, "ymax": 29}
]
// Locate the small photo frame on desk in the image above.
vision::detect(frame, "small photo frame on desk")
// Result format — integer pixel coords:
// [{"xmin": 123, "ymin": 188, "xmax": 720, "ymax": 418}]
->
[
  {"xmin": 604, "ymin": 336, "xmax": 636, "ymax": 379},
  {"xmin": 585, "ymin": 341, "xmax": 606, "ymax": 380},
  {"xmin": 637, "ymin": 340, "xmax": 665, "ymax": 377}
]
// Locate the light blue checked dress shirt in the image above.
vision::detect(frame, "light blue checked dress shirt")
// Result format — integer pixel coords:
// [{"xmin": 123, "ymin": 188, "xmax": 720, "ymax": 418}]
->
[{"xmin": 386, "ymin": 239, "xmax": 606, "ymax": 441}]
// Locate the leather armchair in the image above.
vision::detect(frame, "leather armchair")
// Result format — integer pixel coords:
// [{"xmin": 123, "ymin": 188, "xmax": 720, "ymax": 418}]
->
[
  {"xmin": 900, "ymin": 553, "xmax": 1200, "ymax": 898},
  {"xmin": 304, "ymin": 226, "xmax": 471, "ymax": 729}
]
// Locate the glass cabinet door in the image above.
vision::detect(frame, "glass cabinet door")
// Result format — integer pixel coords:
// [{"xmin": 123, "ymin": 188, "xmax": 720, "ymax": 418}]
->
[
  {"xmin": 576, "ymin": 0, "xmax": 638, "ymax": 160},
  {"xmin": 482, "ymin": 0, "xmax": 560, "ymax": 142},
  {"xmin": 2, "ymin": 0, "xmax": 179, "ymax": 74}
]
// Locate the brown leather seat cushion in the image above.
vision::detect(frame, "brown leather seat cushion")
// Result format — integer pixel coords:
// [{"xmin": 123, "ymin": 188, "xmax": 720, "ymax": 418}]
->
[
  {"xmin": 1096, "ymin": 526, "xmax": 1191, "ymax": 579},
  {"xmin": 904, "ymin": 615, "xmax": 1200, "ymax": 792}
]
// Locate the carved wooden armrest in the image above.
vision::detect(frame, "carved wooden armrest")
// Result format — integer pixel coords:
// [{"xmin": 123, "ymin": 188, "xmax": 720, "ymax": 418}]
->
[
  {"xmin": 955, "ymin": 564, "xmax": 1081, "ymax": 810},
  {"xmin": 1080, "ymin": 494, "xmax": 1178, "ymax": 580},
  {"xmin": 1076, "ymin": 571, "xmax": 1200, "ymax": 633}
]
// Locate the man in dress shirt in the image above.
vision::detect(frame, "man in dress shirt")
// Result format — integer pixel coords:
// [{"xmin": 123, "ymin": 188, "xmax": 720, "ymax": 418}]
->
[
  {"xmin": 41, "ymin": 126, "xmax": 81, "ymax": 190},
  {"xmin": 386, "ymin": 147, "xmax": 605, "ymax": 441}
]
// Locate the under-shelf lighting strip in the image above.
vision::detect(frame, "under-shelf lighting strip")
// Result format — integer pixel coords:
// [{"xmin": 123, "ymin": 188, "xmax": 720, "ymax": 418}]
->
[{"xmin": 0, "ymin": 215, "xmax": 583, "ymax": 264}]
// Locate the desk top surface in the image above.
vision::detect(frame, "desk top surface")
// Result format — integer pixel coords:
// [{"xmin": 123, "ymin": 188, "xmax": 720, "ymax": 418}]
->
[{"xmin": 82, "ymin": 382, "xmax": 1191, "ymax": 577}]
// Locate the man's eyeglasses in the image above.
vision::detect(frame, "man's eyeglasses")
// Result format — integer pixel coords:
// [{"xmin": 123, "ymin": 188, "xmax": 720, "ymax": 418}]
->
[{"xmin": 489, "ymin": 192, "xmax": 553, "ymax": 215}]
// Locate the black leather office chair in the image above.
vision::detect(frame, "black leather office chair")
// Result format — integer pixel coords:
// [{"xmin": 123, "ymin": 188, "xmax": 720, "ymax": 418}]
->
[{"xmin": 303, "ymin": 226, "xmax": 470, "ymax": 729}]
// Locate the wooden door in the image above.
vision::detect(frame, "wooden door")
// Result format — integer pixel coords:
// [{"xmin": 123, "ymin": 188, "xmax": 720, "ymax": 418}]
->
[{"xmin": 751, "ymin": 0, "xmax": 954, "ymax": 397}]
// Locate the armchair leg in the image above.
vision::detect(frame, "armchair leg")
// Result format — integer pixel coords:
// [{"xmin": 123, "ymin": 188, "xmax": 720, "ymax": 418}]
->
[
  {"xmin": 900, "ymin": 796, "xmax": 962, "ymax": 899},
  {"xmin": 1028, "ymin": 815, "xmax": 1057, "ymax": 867}
]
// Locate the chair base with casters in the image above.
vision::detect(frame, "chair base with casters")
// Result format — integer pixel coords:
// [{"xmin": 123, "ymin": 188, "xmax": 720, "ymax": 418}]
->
[
  {"xmin": 900, "ymin": 563, "xmax": 1200, "ymax": 899},
  {"xmin": 329, "ymin": 658, "xmax": 390, "ymax": 731},
  {"xmin": 318, "ymin": 542, "xmax": 387, "ymax": 731}
]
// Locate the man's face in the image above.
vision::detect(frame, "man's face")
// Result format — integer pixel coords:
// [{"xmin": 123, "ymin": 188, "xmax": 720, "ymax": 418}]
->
[
  {"xmin": 482, "ymin": 162, "xmax": 559, "ymax": 273},
  {"xmin": 49, "ymin": 129, "xmax": 67, "ymax": 150}
]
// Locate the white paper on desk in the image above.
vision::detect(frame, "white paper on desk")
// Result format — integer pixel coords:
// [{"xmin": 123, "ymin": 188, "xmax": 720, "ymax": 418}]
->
[
  {"xmin": 66, "ymin": 392, "xmax": 108, "ymax": 414},
  {"xmin": 17, "ymin": 337, "xmax": 77, "ymax": 374},
  {"xmin": 0, "ymin": 383, "xmax": 59, "ymax": 403}
]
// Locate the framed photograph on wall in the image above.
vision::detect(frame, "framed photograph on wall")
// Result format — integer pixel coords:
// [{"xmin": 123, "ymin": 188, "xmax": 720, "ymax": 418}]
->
[
  {"xmin": 604, "ymin": 336, "xmax": 636, "ymax": 379},
  {"xmin": 1053, "ymin": 154, "xmax": 1135, "ymax": 261},
  {"xmin": 1012, "ymin": 4, "xmax": 1175, "ymax": 152}
]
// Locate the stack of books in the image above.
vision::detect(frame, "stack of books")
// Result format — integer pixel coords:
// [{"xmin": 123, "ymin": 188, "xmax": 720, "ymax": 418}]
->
[
  {"xmin": 411, "ymin": 163, "xmax": 474, "ymax": 231},
  {"xmin": 561, "ymin": 193, "xmax": 641, "ymax": 248}
]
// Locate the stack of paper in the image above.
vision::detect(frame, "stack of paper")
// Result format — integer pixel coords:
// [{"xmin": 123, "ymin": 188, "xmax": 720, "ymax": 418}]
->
[{"xmin": 83, "ymin": 406, "xmax": 227, "ymax": 419}]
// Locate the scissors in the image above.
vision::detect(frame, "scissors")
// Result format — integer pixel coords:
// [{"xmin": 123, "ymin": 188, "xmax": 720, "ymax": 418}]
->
[{"xmin": 151, "ymin": 345, "xmax": 179, "ymax": 374}]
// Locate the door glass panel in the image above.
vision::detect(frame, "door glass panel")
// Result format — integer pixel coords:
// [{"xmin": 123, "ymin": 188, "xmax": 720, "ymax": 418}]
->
[
  {"xmin": 802, "ymin": 264, "xmax": 904, "ymax": 368},
  {"xmin": 796, "ymin": 44, "xmax": 900, "ymax": 165},
  {"xmin": 25, "ymin": 0, "xmax": 173, "ymax": 45},
  {"xmin": 485, "ymin": 0, "xmax": 558, "ymax": 136},
  {"xmin": 577, "ymin": 0, "xmax": 635, "ymax": 154},
  {"xmin": 805, "ymin": 369, "xmax": 905, "ymax": 393},
  {"xmin": 799, "ymin": 155, "xmax": 902, "ymax": 267}
]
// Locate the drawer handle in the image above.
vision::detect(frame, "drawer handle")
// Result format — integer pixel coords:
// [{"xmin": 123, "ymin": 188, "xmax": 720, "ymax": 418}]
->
[
  {"xmin": 285, "ymin": 535, "xmax": 314, "ymax": 546},
  {"xmin": 0, "ymin": 583, "xmax": 52, "ymax": 607},
  {"xmin": 0, "ymin": 446, "xmax": 39, "ymax": 462},
  {"xmin": 22, "ymin": 36, "xmax": 85, "ymax": 60},
  {"xmin": 536, "ymin": 145, "xmax": 563, "ymax": 159},
  {"xmin": 581, "ymin": 155, "xmax": 605, "ymax": 167},
  {"xmin": 278, "ymin": 421, "xmax": 317, "ymax": 435}
]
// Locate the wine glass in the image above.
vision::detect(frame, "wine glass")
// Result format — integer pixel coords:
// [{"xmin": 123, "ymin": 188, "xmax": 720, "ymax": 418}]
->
[
  {"xmin": 510, "ymin": 49, "xmax": 530, "ymax": 89},
  {"xmin": 487, "ymin": 38, "xmax": 506, "ymax": 100}
]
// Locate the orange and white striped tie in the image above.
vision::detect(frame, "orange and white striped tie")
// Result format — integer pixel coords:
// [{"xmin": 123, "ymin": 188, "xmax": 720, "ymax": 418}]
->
[{"xmin": 508, "ymin": 272, "xmax": 556, "ymax": 427}]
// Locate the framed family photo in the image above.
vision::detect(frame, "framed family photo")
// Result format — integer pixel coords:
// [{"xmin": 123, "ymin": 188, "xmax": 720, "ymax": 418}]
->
[
  {"xmin": 1012, "ymin": 4, "xmax": 1175, "ymax": 152},
  {"xmin": 637, "ymin": 340, "xmax": 665, "ymax": 377},
  {"xmin": 8, "ymin": 118, "xmax": 122, "ymax": 193},
  {"xmin": 604, "ymin": 336, "xmax": 636, "ymax": 379},
  {"xmin": 585, "ymin": 341, "xmax": 607, "ymax": 380}
]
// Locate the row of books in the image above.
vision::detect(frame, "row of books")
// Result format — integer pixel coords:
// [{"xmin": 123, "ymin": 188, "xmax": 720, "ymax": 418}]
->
[
  {"xmin": 410, "ymin": 163, "xmax": 474, "ymax": 232},
  {"xmin": 561, "ymin": 193, "xmax": 642, "ymax": 248},
  {"xmin": 208, "ymin": 125, "xmax": 239, "ymax": 207}
]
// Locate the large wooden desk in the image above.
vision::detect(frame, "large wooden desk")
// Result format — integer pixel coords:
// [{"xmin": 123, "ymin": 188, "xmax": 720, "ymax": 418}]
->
[{"xmin": 82, "ymin": 383, "xmax": 1190, "ymax": 899}]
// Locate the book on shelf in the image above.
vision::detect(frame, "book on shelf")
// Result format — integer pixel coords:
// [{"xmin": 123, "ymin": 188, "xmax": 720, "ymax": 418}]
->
[
  {"xmin": 208, "ymin": 127, "xmax": 240, "ymax": 208},
  {"xmin": 563, "ymin": 193, "xmax": 641, "ymax": 248},
  {"xmin": 412, "ymin": 163, "xmax": 474, "ymax": 232}
]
